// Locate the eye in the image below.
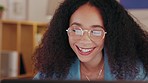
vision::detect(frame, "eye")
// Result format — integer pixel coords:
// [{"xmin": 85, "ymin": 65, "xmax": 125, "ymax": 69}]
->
[
  {"xmin": 91, "ymin": 30, "xmax": 102, "ymax": 36},
  {"xmin": 71, "ymin": 26, "xmax": 82, "ymax": 35},
  {"xmin": 72, "ymin": 29, "xmax": 82, "ymax": 35}
]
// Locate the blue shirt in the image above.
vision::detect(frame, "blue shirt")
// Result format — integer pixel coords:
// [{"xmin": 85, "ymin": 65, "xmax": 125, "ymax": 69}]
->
[{"xmin": 33, "ymin": 50, "xmax": 148, "ymax": 80}]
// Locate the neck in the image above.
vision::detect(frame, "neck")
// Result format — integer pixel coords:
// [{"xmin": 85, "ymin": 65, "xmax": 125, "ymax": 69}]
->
[
  {"xmin": 80, "ymin": 54, "xmax": 104, "ymax": 81},
  {"xmin": 80, "ymin": 52, "xmax": 104, "ymax": 73},
  {"xmin": 81, "ymin": 58, "xmax": 104, "ymax": 73}
]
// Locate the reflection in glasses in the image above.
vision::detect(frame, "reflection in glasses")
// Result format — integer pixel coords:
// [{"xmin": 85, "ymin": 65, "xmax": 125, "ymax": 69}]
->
[{"xmin": 66, "ymin": 26, "xmax": 107, "ymax": 41}]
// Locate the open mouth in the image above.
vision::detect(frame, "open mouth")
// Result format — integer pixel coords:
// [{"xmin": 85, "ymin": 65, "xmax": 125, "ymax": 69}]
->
[{"xmin": 76, "ymin": 45, "xmax": 95, "ymax": 56}]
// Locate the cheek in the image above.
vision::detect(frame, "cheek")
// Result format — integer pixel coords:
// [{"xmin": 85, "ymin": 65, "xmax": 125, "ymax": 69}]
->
[
  {"xmin": 96, "ymin": 39, "xmax": 105, "ymax": 50},
  {"xmin": 68, "ymin": 37, "xmax": 75, "ymax": 48}
]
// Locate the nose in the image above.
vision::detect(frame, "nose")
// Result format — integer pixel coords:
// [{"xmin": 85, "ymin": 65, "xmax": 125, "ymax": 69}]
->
[{"xmin": 78, "ymin": 31, "xmax": 92, "ymax": 44}]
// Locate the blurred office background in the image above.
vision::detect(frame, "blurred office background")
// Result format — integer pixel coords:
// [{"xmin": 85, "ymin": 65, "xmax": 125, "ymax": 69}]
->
[
  {"xmin": 0, "ymin": 0, "xmax": 63, "ymax": 22},
  {"xmin": 0, "ymin": 0, "xmax": 148, "ymax": 80}
]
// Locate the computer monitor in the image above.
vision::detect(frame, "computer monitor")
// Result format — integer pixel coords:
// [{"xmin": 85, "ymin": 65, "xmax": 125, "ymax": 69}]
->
[{"xmin": 1, "ymin": 79, "xmax": 148, "ymax": 83}]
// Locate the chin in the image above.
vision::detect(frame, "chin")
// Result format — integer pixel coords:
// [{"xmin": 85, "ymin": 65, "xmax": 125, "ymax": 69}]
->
[{"xmin": 77, "ymin": 56, "xmax": 92, "ymax": 63}]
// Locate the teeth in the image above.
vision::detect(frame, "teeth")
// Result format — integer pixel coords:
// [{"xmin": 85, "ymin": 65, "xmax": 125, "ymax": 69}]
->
[{"xmin": 78, "ymin": 47, "xmax": 93, "ymax": 52}]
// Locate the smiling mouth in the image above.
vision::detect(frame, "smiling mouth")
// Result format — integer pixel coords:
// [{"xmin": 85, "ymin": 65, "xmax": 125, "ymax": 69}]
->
[{"xmin": 76, "ymin": 46, "xmax": 95, "ymax": 56}]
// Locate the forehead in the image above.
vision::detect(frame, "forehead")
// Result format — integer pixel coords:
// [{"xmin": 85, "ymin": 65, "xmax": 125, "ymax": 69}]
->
[{"xmin": 70, "ymin": 3, "xmax": 104, "ymax": 28}]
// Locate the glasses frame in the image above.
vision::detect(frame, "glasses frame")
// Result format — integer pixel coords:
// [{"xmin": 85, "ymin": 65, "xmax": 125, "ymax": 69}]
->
[{"xmin": 66, "ymin": 26, "xmax": 107, "ymax": 41}]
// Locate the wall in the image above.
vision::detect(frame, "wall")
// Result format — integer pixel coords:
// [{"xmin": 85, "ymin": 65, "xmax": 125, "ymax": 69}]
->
[
  {"xmin": 0, "ymin": 0, "xmax": 64, "ymax": 22},
  {"xmin": 0, "ymin": 0, "xmax": 7, "ymax": 19},
  {"xmin": 120, "ymin": 0, "xmax": 148, "ymax": 31},
  {"xmin": 28, "ymin": 0, "xmax": 49, "ymax": 22},
  {"xmin": 28, "ymin": 0, "xmax": 63, "ymax": 22},
  {"xmin": 129, "ymin": 10, "xmax": 148, "ymax": 31}
]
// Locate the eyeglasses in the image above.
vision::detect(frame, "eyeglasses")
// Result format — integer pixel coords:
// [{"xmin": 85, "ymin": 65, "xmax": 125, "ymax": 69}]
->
[{"xmin": 66, "ymin": 26, "xmax": 107, "ymax": 41}]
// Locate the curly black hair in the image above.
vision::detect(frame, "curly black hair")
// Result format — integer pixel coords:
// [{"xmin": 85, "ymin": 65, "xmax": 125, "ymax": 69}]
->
[{"xmin": 33, "ymin": 0, "xmax": 148, "ymax": 80}]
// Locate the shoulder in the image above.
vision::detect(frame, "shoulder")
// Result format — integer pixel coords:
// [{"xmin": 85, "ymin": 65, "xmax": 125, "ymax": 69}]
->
[
  {"xmin": 104, "ymin": 49, "xmax": 148, "ymax": 80},
  {"xmin": 66, "ymin": 59, "xmax": 80, "ymax": 80},
  {"xmin": 135, "ymin": 61, "xmax": 148, "ymax": 80},
  {"xmin": 33, "ymin": 72, "xmax": 46, "ymax": 80},
  {"xmin": 33, "ymin": 59, "xmax": 80, "ymax": 80}
]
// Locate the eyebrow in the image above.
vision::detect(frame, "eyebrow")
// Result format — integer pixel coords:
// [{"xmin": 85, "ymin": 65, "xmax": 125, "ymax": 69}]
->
[
  {"xmin": 70, "ymin": 22, "xmax": 104, "ymax": 28},
  {"xmin": 91, "ymin": 25, "xmax": 104, "ymax": 28},
  {"xmin": 70, "ymin": 22, "xmax": 82, "ymax": 27}
]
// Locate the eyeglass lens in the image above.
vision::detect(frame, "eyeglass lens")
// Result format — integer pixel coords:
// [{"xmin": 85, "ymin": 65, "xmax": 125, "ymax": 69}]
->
[{"xmin": 67, "ymin": 26, "xmax": 106, "ymax": 41}]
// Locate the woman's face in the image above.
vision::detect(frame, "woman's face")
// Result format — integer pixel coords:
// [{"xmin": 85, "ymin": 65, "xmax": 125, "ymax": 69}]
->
[{"xmin": 68, "ymin": 3, "xmax": 105, "ymax": 63}]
